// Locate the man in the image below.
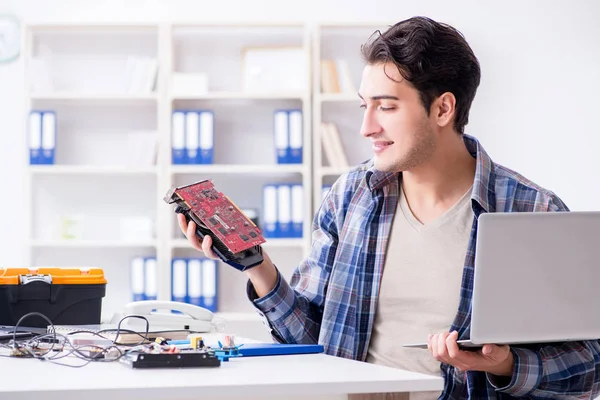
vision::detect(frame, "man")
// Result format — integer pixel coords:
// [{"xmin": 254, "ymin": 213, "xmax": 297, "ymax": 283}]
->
[{"xmin": 178, "ymin": 16, "xmax": 600, "ymax": 399}]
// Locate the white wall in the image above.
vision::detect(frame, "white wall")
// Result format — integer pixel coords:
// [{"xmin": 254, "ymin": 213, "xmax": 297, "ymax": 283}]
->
[{"xmin": 1, "ymin": 0, "xmax": 599, "ymax": 267}]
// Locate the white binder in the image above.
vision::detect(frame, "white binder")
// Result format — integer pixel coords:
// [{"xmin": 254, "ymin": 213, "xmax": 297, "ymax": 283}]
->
[
  {"xmin": 171, "ymin": 258, "xmax": 187, "ymax": 303},
  {"xmin": 144, "ymin": 257, "xmax": 158, "ymax": 301},
  {"xmin": 263, "ymin": 185, "xmax": 278, "ymax": 238},
  {"xmin": 28, "ymin": 111, "xmax": 42, "ymax": 165},
  {"xmin": 187, "ymin": 258, "xmax": 203, "ymax": 307},
  {"xmin": 291, "ymin": 184, "xmax": 303, "ymax": 238},
  {"xmin": 185, "ymin": 111, "xmax": 200, "ymax": 164},
  {"xmin": 288, "ymin": 110, "xmax": 303, "ymax": 164},
  {"xmin": 130, "ymin": 257, "xmax": 145, "ymax": 302},
  {"xmin": 274, "ymin": 110, "xmax": 289, "ymax": 164},
  {"xmin": 199, "ymin": 111, "xmax": 214, "ymax": 164},
  {"xmin": 277, "ymin": 184, "xmax": 292, "ymax": 238},
  {"xmin": 202, "ymin": 259, "xmax": 217, "ymax": 312},
  {"xmin": 41, "ymin": 111, "xmax": 56, "ymax": 165},
  {"xmin": 171, "ymin": 111, "xmax": 186, "ymax": 164}
]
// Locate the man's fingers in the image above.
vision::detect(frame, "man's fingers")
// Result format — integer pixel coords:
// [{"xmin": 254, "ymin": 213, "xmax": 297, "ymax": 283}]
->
[
  {"xmin": 446, "ymin": 331, "xmax": 461, "ymax": 358},
  {"xmin": 437, "ymin": 332, "xmax": 450, "ymax": 360},
  {"xmin": 202, "ymin": 235, "xmax": 214, "ymax": 256},
  {"xmin": 186, "ymin": 221, "xmax": 203, "ymax": 252},
  {"xmin": 177, "ymin": 213, "xmax": 187, "ymax": 233}
]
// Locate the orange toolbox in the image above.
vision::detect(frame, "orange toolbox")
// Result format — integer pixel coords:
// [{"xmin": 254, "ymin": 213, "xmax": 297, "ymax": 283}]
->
[{"xmin": 0, "ymin": 267, "xmax": 107, "ymax": 328}]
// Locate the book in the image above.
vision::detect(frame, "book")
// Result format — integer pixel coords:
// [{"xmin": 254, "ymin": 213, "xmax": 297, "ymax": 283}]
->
[{"xmin": 48, "ymin": 324, "xmax": 193, "ymax": 345}]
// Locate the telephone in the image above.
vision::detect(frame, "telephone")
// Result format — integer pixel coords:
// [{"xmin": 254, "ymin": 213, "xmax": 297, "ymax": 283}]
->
[{"xmin": 111, "ymin": 300, "xmax": 215, "ymax": 333}]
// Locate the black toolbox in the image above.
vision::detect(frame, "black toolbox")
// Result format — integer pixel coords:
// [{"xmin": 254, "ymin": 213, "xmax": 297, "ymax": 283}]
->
[{"xmin": 0, "ymin": 267, "xmax": 107, "ymax": 328}]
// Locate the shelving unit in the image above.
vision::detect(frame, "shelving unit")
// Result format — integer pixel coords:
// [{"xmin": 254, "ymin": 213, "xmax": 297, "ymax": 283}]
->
[
  {"xmin": 23, "ymin": 23, "xmax": 163, "ymax": 322},
  {"xmin": 22, "ymin": 21, "xmax": 385, "ymax": 339},
  {"xmin": 312, "ymin": 22, "xmax": 390, "ymax": 209},
  {"xmin": 22, "ymin": 22, "xmax": 313, "ymax": 338}
]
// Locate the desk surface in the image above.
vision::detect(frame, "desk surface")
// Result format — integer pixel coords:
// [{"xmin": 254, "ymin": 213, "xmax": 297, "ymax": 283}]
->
[{"xmin": 1, "ymin": 351, "xmax": 443, "ymax": 400}]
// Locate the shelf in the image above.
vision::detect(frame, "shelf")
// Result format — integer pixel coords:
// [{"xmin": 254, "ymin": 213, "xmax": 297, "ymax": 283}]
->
[
  {"xmin": 214, "ymin": 312, "xmax": 261, "ymax": 323},
  {"xmin": 317, "ymin": 93, "xmax": 359, "ymax": 102},
  {"xmin": 30, "ymin": 240, "xmax": 158, "ymax": 248},
  {"xmin": 170, "ymin": 238, "xmax": 305, "ymax": 249},
  {"xmin": 171, "ymin": 91, "xmax": 308, "ymax": 100},
  {"xmin": 318, "ymin": 166, "xmax": 351, "ymax": 176},
  {"xmin": 29, "ymin": 93, "xmax": 159, "ymax": 103},
  {"xmin": 170, "ymin": 164, "xmax": 307, "ymax": 175},
  {"xmin": 29, "ymin": 166, "xmax": 158, "ymax": 175}
]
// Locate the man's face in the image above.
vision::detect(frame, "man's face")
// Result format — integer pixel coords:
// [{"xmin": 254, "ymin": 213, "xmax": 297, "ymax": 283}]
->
[{"xmin": 358, "ymin": 62, "xmax": 437, "ymax": 172}]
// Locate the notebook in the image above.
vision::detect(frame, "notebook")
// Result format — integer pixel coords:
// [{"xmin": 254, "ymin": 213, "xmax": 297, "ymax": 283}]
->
[{"xmin": 48, "ymin": 324, "xmax": 193, "ymax": 345}]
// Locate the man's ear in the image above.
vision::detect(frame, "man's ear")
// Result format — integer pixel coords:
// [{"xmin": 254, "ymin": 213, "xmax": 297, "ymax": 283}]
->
[{"xmin": 434, "ymin": 92, "xmax": 456, "ymax": 128}]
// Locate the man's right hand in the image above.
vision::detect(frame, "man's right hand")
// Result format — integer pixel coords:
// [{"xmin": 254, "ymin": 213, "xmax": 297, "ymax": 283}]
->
[
  {"xmin": 177, "ymin": 213, "xmax": 219, "ymax": 260},
  {"xmin": 176, "ymin": 212, "xmax": 279, "ymax": 297}
]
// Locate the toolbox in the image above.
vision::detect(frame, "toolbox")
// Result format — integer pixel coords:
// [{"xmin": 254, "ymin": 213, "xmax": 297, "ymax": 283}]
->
[{"xmin": 0, "ymin": 268, "xmax": 107, "ymax": 328}]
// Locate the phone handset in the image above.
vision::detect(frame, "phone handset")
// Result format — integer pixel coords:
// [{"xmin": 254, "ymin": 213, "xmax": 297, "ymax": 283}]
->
[
  {"xmin": 124, "ymin": 300, "xmax": 214, "ymax": 321},
  {"xmin": 114, "ymin": 300, "xmax": 216, "ymax": 332}
]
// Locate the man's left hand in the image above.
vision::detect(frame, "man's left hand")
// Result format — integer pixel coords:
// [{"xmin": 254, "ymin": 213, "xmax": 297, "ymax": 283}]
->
[{"xmin": 428, "ymin": 331, "xmax": 514, "ymax": 376}]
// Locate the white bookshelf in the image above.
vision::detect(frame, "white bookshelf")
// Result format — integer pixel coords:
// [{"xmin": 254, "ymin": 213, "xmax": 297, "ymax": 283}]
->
[
  {"xmin": 30, "ymin": 240, "xmax": 159, "ymax": 248},
  {"xmin": 29, "ymin": 166, "xmax": 158, "ymax": 175},
  {"xmin": 22, "ymin": 21, "xmax": 387, "ymax": 338},
  {"xmin": 23, "ymin": 22, "xmax": 312, "ymax": 338},
  {"xmin": 23, "ymin": 23, "xmax": 163, "ymax": 323},
  {"xmin": 312, "ymin": 23, "xmax": 390, "ymax": 209}
]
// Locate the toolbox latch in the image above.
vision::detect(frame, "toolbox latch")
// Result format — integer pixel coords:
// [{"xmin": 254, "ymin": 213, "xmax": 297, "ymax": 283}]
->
[{"xmin": 19, "ymin": 274, "xmax": 52, "ymax": 285}]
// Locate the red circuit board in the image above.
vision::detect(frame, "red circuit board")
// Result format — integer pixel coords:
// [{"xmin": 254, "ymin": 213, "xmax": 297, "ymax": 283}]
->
[{"xmin": 174, "ymin": 180, "xmax": 265, "ymax": 253}]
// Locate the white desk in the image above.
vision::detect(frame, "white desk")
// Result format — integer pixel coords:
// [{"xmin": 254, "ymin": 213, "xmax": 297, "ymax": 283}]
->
[{"xmin": 1, "ymin": 351, "xmax": 443, "ymax": 400}]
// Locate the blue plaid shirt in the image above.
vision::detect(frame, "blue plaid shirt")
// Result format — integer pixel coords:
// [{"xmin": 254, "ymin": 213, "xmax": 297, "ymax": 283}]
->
[{"xmin": 248, "ymin": 134, "xmax": 600, "ymax": 399}]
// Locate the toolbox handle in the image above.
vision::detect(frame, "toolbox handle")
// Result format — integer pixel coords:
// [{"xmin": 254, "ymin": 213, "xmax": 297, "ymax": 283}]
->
[{"xmin": 19, "ymin": 274, "xmax": 52, "ymax": 285}]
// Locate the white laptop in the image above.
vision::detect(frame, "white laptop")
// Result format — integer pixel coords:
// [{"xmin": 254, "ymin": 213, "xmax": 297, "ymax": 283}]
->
[{"xmin": 404, "ymin": 211, "xmax": 600, "ymax": 349}]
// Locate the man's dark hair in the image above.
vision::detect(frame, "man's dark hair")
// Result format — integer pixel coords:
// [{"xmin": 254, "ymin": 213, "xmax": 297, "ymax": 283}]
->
[{"xmin": 361, "ymin": 16, "xmax": 481, "ymax": 134}]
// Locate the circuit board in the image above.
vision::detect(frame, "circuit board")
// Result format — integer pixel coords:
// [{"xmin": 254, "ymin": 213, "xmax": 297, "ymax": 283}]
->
[
  {"xmin": 164, "ymin": 180, "xmax": 266, "ymax": 271},
  {"xmin": 120, "ymin": 350, "xmax": 221, "ymax": 369}
]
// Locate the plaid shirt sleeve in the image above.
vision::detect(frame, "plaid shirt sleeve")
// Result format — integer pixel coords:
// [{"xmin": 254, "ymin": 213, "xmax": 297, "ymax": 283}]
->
[
  {"xmin": 245, "ymin": 190, "xmax": 339, "ymax": 345},
  {"xmin": 488, "ymin": 195, "xmax": 600, "ymax": 398}
]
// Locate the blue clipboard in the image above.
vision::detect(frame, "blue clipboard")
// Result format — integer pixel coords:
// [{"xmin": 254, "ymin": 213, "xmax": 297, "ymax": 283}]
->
[{"xmin": 238, "ymin": 343, "xmax": 324, "ymax": 357}]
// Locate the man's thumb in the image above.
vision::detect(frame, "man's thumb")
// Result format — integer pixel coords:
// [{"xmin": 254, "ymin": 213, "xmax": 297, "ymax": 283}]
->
[{"xmin": 482, "ymin": 344, "xmax": 494, "ymax": 355}]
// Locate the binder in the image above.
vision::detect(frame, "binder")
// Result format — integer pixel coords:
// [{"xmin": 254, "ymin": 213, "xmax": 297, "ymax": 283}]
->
[
  {"xmin": 144, "ymin": 257, "xmax": 158, "ymax": 301},
  {"xmin": 130, "ymin": 257, "xmax": 145, "ymax": 302},
  {"xmin": 262, "ymin": 184, "xmax": 278, "ymax": 238},
  {"xmin": 202, "ymin": 259, "xmax": 217, "ymax": 312},
  {"xmin": 199, "ymin": 111, "xmax": 214, "ymax": 164},
  {"xmin": 291, "ymin": 184, "xmax": 303, "ymax": 238},
  {"xmin": 28, "ymin": 111, "xmax": 42, "ymax": 165},
  {"xmin": 273, "ymin": 110, "xmax": 289, "ymax": 164},
  {"xmin": 41, "ymin": 111, "xmax": 56, "ymax": 165},
  {"xmin": 171, "ymin": 111, "xmax": 186, "ymax": 164},
  {"xmin": 238, "ymin": 343, "xmax": 324, "ymax": 357},
  {"xmin": 171, "ymin": 258, "xmax": 187, "ymax": 303},
  {"xmin": 288, "ymin": 110, "xmax": 303, "ymax": 164},
  {"xmin": 277, "ymin": 184, "xmax": 292, "ymax": 238},
  {"xmin": 187, "ymin": 258, "xmax": 203, "ymax": 307},
  {"xmin": 185, "ymin": 111, "xmax": 200, "ymax": 164}
]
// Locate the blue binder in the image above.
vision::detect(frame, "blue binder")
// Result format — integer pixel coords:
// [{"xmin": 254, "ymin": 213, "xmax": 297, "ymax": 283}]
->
[
  {"xmin": 40, "ymin": 111, "xmax": 56, "ymax": 165},
  {"xmin": 288, "ymin": 109, "xmax": 303, "ymax": 164},
  {"xmin": 28, "ymin": 111, "xmax": 42, "ymax": 165},
  {"xmin": 201, "ymin": 259, "xmax": 218, "ymax": 312},
  {"xmin": 262, "ymin": 184, "xmax": 278, "ymax": 238},
  {"xmin": 185, "ymin": 111, "xmax": 200, "ymax": 164},
  {"xmin": 276, "ymin": 184, "xmax": 292, "ymax": 238},
  {"xmin": 172, "ymin": 111, "xmax": 186, "ymax": 164},
  {"xmin": 273, "ymin": 110, "xmax": 289, "ymax": 164},
  {"xmin": 171, "ymin": 258, "xmax": 187, "ymax": 303},
  {"xmin": 130, "ymin": 257, "xmax": 145, "ymax": 302},
  {"xmin": 199, "ymin": 110, "xmax": 214, "ymax": 164},
  {"xmin": 238, "ymin": 343, "xmax": 324, "ymax": 357},
  {"xmin": 186, "ymin": 258, "xmax": 203, "ymax": 307}
]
